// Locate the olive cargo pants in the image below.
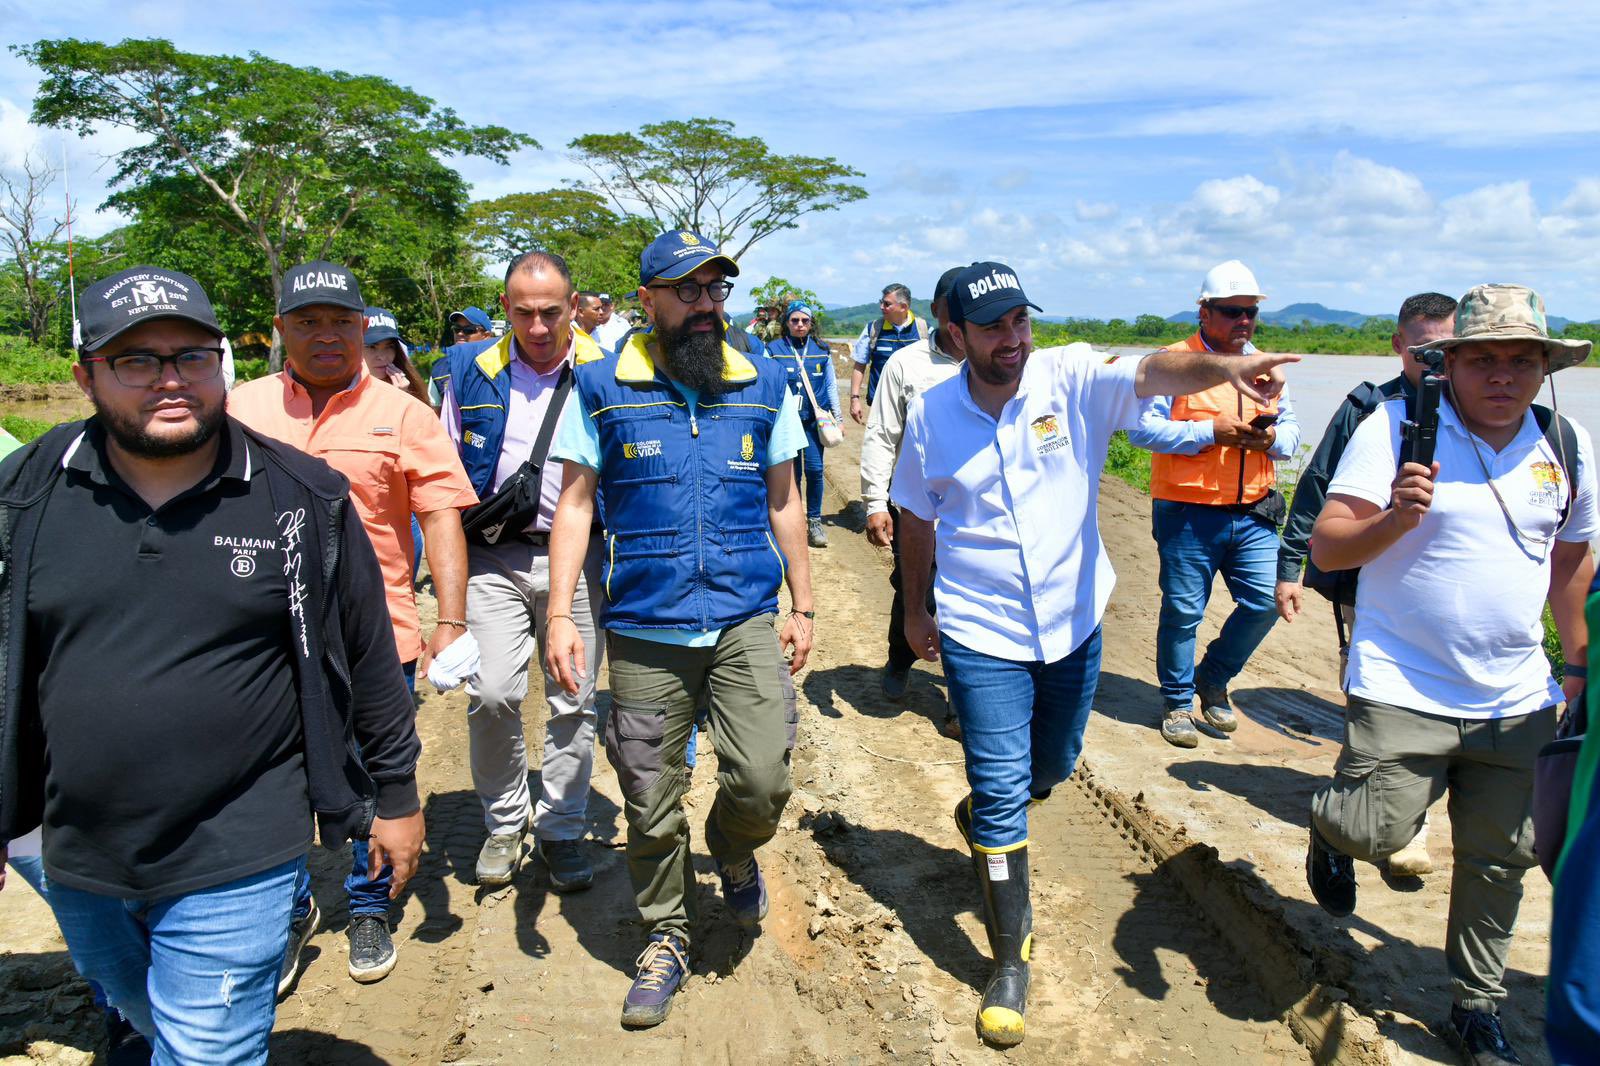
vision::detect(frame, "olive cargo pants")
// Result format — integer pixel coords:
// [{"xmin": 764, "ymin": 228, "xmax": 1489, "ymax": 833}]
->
[
  {"xmin": 605, "ymin": 614, "xmax": 797, "ymax": 944},
  {"xmin": 1312, "ymin": 693, "xmax": 1555, "ymax": 1011}
]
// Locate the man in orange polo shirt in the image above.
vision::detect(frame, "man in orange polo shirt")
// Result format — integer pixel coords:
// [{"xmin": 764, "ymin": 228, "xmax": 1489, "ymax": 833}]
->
[
  {"xmin": 229, "ymin": 260, "xmax": 476, "ymax": 991},
  {"xmin": 1127, "ymin": 260, "xmax": 1300, "ymax": 748}
]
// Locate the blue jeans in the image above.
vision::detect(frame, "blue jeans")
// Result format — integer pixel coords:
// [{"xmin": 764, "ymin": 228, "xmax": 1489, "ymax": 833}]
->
[
  {"xmin": 48, "ymin": 857, "xmax": 304, "ymax": 1064},
  {"xmin": 942, "ymin": 628, "xmax": 1103, "ymax": 850},
  {"xmin": 411, "ymin": 513, "xmax": 424, "ymax": 580},
  {"xmin": 292, "ymin": 661, "xmax": 415, "ymax": 922},
  {"xmin": 797, "ymin": 420, "xmax": 825, "ymax": 520},
  {"xmin": 8, "ymin": 855, "xmax": 113, "ymax": 1014},
  {"xmin": 1152, "ymin": 500, "xmax": 1279, "ymax": 709}
]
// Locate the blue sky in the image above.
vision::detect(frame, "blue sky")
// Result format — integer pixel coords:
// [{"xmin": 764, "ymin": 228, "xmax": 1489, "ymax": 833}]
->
[{"xmin": 4, "ymin": 0, "xmax": 1600, "ymax": 319}]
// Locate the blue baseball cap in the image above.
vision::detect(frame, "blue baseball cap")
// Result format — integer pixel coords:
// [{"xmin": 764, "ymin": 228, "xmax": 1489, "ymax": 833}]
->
[
  {"xmin": 947, "ymin": 261, "xmax": 1042, "ymax": 325},
  {"xmin": 450, "ymin": 306, "xmax": 493, "ymax": 332},
  {"xmin": 639, "ymin": 230, "xmax": 740, "ymax": 286},
  {"xmin": 364, "ymin": 307, "xmax": 401, "ymax": 346}
]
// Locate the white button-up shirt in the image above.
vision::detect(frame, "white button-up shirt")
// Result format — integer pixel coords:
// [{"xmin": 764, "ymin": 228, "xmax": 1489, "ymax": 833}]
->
[{"xmin": 892, "ymin": 344, "xmax": 1144, "ymax": 662}]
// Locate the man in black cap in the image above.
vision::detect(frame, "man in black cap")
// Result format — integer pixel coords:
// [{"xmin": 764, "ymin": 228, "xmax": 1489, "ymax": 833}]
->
[
  {"xmin": 859, "ymin": 266, "xmax": 967, "ymax": 713},
  {"xmin": 0, "ymin": 265, "xmax": 423, "ymax": 1062},
  {"xmin": 231, "ymin": 260, "xmax": 475, "ymax": 990},
  {"xmin": 892, "ymin": 261, "xmax": 1295, "ymax": 1047}
]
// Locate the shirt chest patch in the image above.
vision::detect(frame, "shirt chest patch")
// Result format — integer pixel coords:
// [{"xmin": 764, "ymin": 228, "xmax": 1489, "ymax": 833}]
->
[
  {"xmin": 1031, "ymin": 413, "xmax": 1071, "ymax": 455},
  {"xmin": 1527, "ymin": 460, "xmax": 1564, "ymax": 509}
]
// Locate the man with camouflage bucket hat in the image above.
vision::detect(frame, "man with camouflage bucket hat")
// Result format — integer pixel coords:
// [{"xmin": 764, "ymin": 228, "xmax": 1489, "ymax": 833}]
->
[{"xmin": 1306, "ymin": 284, "xmax": 1596, "ymax": 1065}]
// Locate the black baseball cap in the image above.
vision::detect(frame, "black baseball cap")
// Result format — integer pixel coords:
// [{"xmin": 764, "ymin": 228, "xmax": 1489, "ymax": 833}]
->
[
  {"xmin": 363, "ymin": 307, "xmax": 401, "ymax": 346},
  {"xmin": 78, "ymin": 266, "xmax": 223, "ymax": 353},
  {"xmin": 279, "ymin": 260, "xmax": 364, "ymax": 314},
  {"xmin": 947, "ymin": 261, "xmax": 1042, "ymax": 325}
]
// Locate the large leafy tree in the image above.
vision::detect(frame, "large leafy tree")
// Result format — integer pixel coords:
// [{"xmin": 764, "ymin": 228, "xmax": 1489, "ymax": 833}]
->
[
  {"xmin": 569, "ymin": 117, "xmax": 867, "ymax": 261},
  {"xmin": 17, "ymin": 37, "xmax": 533, "ymax": 361},
  {"xmin": 468, "ymin": 188, "xmax": 646, "ymax": 299}
]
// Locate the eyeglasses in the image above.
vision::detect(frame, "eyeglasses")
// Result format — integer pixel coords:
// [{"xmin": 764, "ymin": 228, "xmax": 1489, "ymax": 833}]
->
[
  {"xmin": 649, "ymin": 280, "xmax": 734, "ymax": 304},
  {"xmin": 1207, "ymin": 304, "xmax": 1260, "ymax": 321},
  {"xmin": 83, "ymin": 348, "xmax": 224, "ymax": 388}
]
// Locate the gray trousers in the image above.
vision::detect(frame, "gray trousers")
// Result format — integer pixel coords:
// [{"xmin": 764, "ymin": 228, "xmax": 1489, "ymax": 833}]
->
[
  {"xmin": 1311, "ymin": 693, "xmax": 1555, "ymax": 1011},
  {"xmin": 465, "ymin": 537, "xmax": 602, "ymax": 840}
]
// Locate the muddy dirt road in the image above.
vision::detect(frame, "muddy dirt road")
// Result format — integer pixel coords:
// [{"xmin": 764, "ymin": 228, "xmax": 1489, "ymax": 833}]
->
[{"xmin": 1, "ymin": 410, "xmax": 1556, "ymax": 1065}]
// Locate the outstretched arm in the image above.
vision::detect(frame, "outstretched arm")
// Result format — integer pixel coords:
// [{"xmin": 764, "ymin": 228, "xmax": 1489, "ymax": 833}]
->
[{"xmin": 1134, "ymin": 348, "xmax": 1300, "ymax": 403}]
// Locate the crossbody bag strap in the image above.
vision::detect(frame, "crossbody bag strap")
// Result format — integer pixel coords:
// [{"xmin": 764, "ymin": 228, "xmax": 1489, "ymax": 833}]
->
[
  {"xmin": 788, "ymin": 346, "xmax": 827, "ymax": 421},
  {"xmin": 528, "ymin": 363, "xmax": 574, "ymax": 472}
]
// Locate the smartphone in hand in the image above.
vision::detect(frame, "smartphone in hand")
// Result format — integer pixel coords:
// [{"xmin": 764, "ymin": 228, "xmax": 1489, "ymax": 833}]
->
[{"xmin": 1248, "ymin": 412, "xmax": 1279, "ymax": 431}]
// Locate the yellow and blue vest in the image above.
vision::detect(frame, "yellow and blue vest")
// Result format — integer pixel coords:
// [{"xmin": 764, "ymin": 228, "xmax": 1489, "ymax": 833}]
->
[
  {"xmin": 441, "ymin": 331, "xmax": 606, "ymax": 498},
  {"xmin": 765, "ymin": 336, "xmax": 832, "ymax": 423},
  {"xmin": 576, "ymin": 334, "xmax": 789, "ymax": 632},
  {"xmin": 865, "ymin": 314, "xmax": 925, "ymax": 404}
]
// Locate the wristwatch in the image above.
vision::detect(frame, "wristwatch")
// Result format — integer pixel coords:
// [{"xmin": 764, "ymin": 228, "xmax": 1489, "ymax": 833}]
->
[{"xmin": 794, "ymin": 609, "xmax": 815, "ymax": 619}]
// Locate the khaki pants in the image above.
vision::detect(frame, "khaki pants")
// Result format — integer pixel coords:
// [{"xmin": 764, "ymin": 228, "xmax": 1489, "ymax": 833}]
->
[
  {"xmin": 465, "ymin": 537, "xmax": 602, "ymax": 839},
  {"xmin": 605, "ymin": 614, "xmax": 797, "ymax": 944},
  {"xmin": 1311, "ymin": 694, "xmax": 1555, "ymax": 1011}
]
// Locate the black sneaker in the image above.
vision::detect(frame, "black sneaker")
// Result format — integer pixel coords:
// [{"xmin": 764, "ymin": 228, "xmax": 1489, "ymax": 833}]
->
[
  {"xmin": 347, "ymin": 914, "xmax": 398, "ymax": 984},
  {"xmin": 1306, "ymin": 823, "xmax": 1357, "ymax": 917},
  {"xmin": 1442, "ymin": 1005, "xmax": 1522, "ymax": 1065},
  {"xmin": 536, "ymin": 837, "xmax": 595, "ymax": 893},
  {"xmin": 881, "ymin": 663, "xmax": 911, "ymax": 701},
  {"xmin": 277, "ymin": 896, "xmax": 320, "ymax": 999},
  {"xmin": 103, "ymin": 1010, "xmax": 151, "ymax": 1066}
]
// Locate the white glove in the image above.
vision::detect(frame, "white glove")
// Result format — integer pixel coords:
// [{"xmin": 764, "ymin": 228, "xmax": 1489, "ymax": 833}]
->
[{"xmin": 427, "ymin": 630, "xmax": 482, "ymax": 693}]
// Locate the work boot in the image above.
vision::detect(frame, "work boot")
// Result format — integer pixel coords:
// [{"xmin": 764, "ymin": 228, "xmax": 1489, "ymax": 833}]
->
[
  {"xmin": 621, "ymin": 934, "xmax": 689, "ymax": 1029},
  {"xmin": 954, "ymin": 793, "xmax": 975, "ymax": 848},
  {"xmin": 1195, "ymin": 680, "xmax": 1238, "ymax": 733},
  {"xmin": 1386, "ymin": 815, "xmax": 1434, "ymax": 877},
  {"xmin": 807, "ymin": 517, "xmax": 829, "ymax": 548},
  {"xmin": 1442, "ymin": 1005, "xmax": 1523, "ymax": 1065},
  {"xmin": 346, "ymin": 914, "xmax": 398, "ymax": 983},
  {"xmin": 536, "ymin": 837, "xmax": 595, "ymax": 893},
  {"xmin": 972, "ymin": 844, "xmax": 1032, "ymax": 1047},
  {"xmin": 277, "ymin": 896, "xmax": 320, "ymax": 999},
  {"xmin": 881, "ymin": 662, "xmax": 911, "ymax": 702},
  {"xmin": 476, "ymin": 825, "xmax": 526, "ymax": 887},
  {"xmin": 1160, "ymin": 707, "xmax": 1199, "ymax": 748},
  {"xmin": 941, "ymin": 711, "xmax": 963, "ymax": 739},
  {"xmin": 1307, "ymin": 822, "xmax": 1357, "ymax": 917},
  {"xmin": 715, "ymin": 854, "xmax": 769, "ymax": 928}
]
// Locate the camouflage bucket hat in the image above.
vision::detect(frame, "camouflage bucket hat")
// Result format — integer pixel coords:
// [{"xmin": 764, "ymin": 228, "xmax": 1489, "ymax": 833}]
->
[{"xmin": 1411, "ymin": 283, "xmax": 1591, "ymax": 372}]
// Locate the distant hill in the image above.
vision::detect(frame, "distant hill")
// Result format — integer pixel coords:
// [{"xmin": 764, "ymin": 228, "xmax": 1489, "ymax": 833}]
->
[{"xmin": 737, "ymin": 297, "xmax": 938, "ymax": 333}]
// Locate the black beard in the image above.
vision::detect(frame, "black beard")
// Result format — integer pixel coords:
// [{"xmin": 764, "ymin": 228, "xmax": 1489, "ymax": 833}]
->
[
  {"xmin": 657, "ymin": 313, "xmax": 727, "ymax": 394},
  {"xmin": 94, "ymin": 394, "xmax": 226, "ymax": 459}
]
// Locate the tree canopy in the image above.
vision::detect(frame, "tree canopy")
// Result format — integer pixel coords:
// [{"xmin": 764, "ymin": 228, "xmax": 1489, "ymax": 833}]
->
[
  {"xmin": 569, "ymin": 117, "xmax": 866, "ymax": 261},
  {"xmin": 468, "ymin": 188, "xmax": 645, "ymax": 299}
]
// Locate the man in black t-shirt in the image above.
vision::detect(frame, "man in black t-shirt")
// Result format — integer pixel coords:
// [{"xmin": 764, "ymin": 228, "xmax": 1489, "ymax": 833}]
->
[{"xmin": 0, "ymin": 266, "xmax": 422, "ymax": 1064}]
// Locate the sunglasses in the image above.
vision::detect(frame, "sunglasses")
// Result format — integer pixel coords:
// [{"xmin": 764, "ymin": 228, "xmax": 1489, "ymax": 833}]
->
[
  {"xmin": 1207, "ymin": 304, "xmax": 1260, "ymax": 321},
  {"xmin": 788, "ymin": 316, "xmax": 811, "ymax": 325}
]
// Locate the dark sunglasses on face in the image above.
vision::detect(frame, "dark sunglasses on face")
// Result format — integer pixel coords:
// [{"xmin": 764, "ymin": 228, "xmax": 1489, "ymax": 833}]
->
[
  {"xmin": 1208, "ymin": 303, "xmax": 1260, "ymax": 321},
  {"xmin": 648, "ymin": 279, "xmax": 735, "ymax": 303},
  {"xmin": 83, "ymin": 347, "xmax": 225, "ymax": 388},
  {"xmin": 788, "ymin": 316, "xmax": 810, "ymax": 325}
]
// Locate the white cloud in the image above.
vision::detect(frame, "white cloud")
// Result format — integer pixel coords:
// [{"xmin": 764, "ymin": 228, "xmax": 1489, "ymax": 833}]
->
[{"xmin": 1075, "ymin": 200, "xmax": 1118, "ymax": 221}]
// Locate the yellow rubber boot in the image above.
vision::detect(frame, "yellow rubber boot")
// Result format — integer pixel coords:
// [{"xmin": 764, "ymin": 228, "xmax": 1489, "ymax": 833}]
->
[{"xmin": 973, "ymin": 843, "xmax": 1031, "ymax": 1047}]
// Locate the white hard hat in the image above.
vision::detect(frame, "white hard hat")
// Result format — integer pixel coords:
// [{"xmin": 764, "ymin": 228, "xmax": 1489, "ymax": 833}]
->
[{"xmin": 1197, "ymin": 260, "xmax": 1266, "ymax": 303}]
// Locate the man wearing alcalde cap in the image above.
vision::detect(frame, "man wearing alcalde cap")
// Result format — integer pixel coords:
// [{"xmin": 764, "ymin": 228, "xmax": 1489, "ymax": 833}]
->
[
  {"xmin": 892, "ymin": 261, "xmax": 1295, "ymax": 1048},
  {"xmin": 1307, "ymin": 284, "xmax": 1597, "ymax": 1065},
  {"xmin": 0, "ymin": 266, "xmax": 422, "ymax": 1061},
  {"xmin": 230, "ymin": 260, "xmax": 476, "ymax": 990},
  {"xmin": 544, "ymin": 229, "xmax": 813, "ymax": 1028}
]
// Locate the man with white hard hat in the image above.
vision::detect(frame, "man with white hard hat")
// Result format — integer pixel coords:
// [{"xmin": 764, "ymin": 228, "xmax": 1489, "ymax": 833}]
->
[{"xmin": 1127, "ymin": 260, "xmax": 1300, "ymax": 748}]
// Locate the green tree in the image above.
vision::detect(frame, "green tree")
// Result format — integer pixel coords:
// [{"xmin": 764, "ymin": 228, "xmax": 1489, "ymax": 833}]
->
[
  {"xmin": 468, "ymin": 188, "xmax": 644, "ymax": 298},
  {"xmin": 0, "ymin": 155, "xmax": 69, "ymax": 344},
  {"xmin": 18, "ymin": 37, "xmax": 533, "ymax": 359},
  {"xmin": 569, "ymin": 117, "xmax": 867, "ymax": 260},
  {"xmin": 747, "ymin": 276, "xmax": 827, "ymax": 336},
  {"xmin": 1133, "ymin": 314, "xmax": 1168, "ymax": 338}
]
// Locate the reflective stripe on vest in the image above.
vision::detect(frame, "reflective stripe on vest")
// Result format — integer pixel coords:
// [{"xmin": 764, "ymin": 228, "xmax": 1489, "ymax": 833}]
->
[
  {"xmin": 577, "ymin": 334, "xmax": 790, "ymax": 632},
  {"xmin": 1148, "ymin": 332, "xmax": 1277, "ymax": 506},
  {"xmin": 866, "ymin": 315, "xmax": 923, "ymax": 404}
]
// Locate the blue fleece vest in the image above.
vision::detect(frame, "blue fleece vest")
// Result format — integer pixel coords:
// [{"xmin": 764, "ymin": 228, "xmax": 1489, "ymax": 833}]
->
[
  {"xmin": 865, "ymin": 315, "xmax": 924, "ymax": 404},
  {"xmin": 576, "ymin": 335, "xmax": 790, "ymax": 632},
  {"xmin": 764, "ymin": 336, "xmax": 833, "ymax": 423},
  {"xmin": 444, "ymin": 332, "xmax": 605, "ymax": 497}
]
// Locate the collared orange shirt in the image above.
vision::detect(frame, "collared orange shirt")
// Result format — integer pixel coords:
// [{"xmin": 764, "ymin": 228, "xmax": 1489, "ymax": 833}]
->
[{"xmin": 229, "ymin": 363, "xmax": 478, "ymax": 661}]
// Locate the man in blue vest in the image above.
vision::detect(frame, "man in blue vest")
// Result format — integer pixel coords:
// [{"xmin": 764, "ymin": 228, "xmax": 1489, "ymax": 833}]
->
[
  {"xmin": 849, "ymin": 283, "xmax": 926, "ymax": 423},
  {"xmin": 543, "ymin": 230, "xmax": 814, "ymax": 1029},
  {"xmin": 436, "ymin": 252, "xmax": 609, "ymax": 894}
]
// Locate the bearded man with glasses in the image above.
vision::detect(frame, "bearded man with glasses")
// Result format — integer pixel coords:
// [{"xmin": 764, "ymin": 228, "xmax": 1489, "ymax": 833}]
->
[
  {"xmin": 1127, "ymin": 260, "xmax": 1301, "ymax": 748},
  {"xmin": 0, "ymin": 266, "xmax": 422, "ymax": 1062},
  {"xmin": 543, "ymin": 230, "xmax": 814, "ymax": 1028}
]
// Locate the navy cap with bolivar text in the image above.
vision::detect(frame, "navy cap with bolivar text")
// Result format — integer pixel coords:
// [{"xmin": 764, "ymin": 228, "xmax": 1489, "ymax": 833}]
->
[
  {"xmin": 639, "ymin": 230, "xmax": 740, "ymax": 286},
  {"xmin": 363, "ymin": 307, "xmax": 401, "ymax": 346},
  {"xmin": 78, "ymin": 266, "xmax": 223, "ymax": 353},
  {"xmin": 947, "ymin": 261, "xmax": 1042, "ymax": 325},
  {"xmin": 278, "ymin": 260, "xmax": 364, "ymax": 315}
]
